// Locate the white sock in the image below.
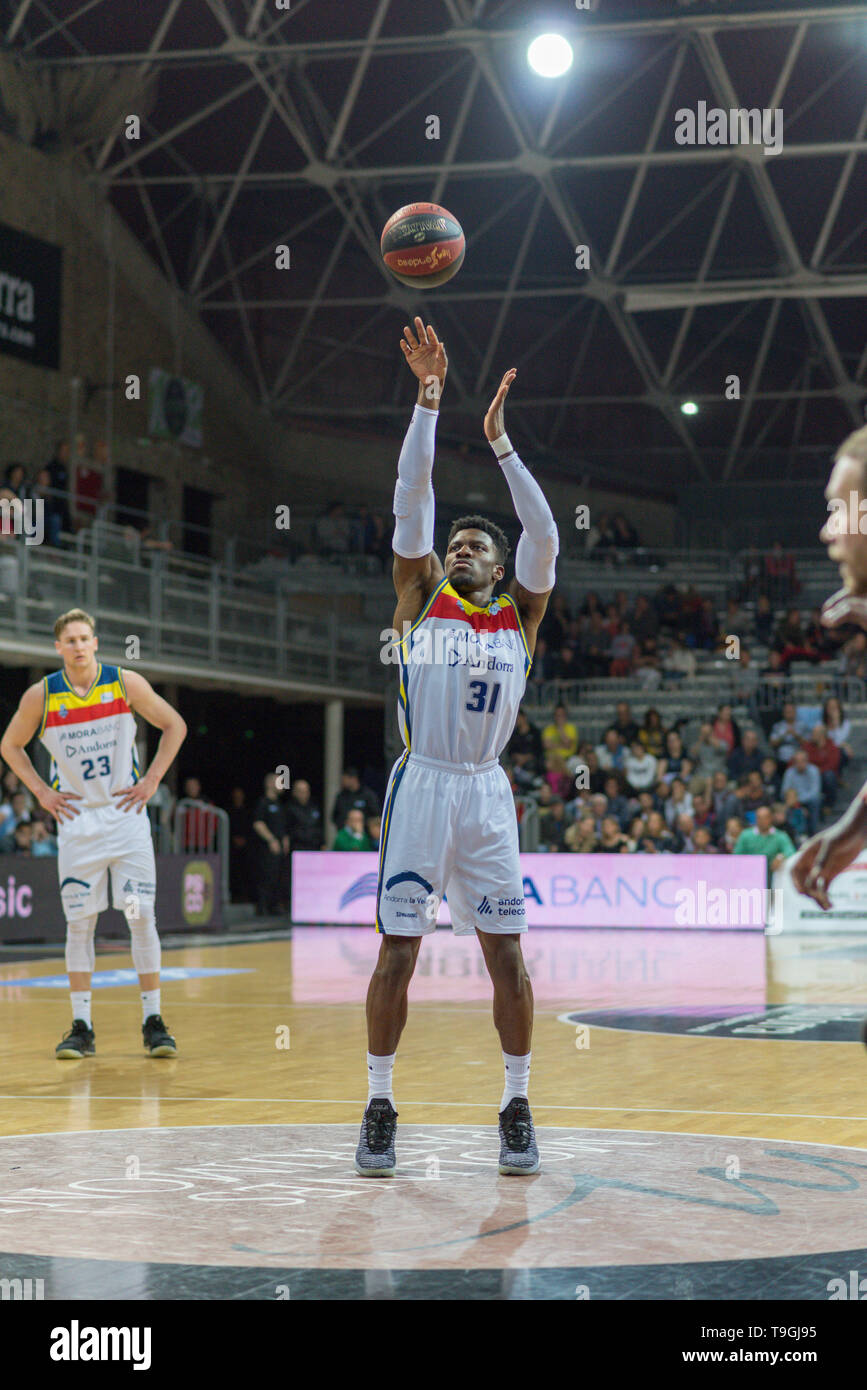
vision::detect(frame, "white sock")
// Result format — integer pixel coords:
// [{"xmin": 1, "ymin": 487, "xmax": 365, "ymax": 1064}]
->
[
  {"xmin": 70, "ymin": 991, "xmax": 91, "ymax": 1027},
  {"xmin": 367, "ymin": 1051, "xmax": 395, "ymax": 1106},
  {"xmin": 501, "ymin": 1050, "xmax": 531, "ymax": 1111},
  {"xmin": 141, "ymin": 989, "xmax": 160, "ymax": 1023}
]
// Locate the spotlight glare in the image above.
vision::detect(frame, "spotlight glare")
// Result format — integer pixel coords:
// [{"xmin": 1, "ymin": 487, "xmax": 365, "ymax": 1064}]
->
[{"xmin": 527, "ymin": 33, "xmax": 574, "ymax": 79}]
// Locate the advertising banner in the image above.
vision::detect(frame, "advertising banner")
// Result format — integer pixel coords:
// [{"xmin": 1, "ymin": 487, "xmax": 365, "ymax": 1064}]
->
[
  {"xmin": 291, "ymin": 852, "xmax": 768, "ymax": 929},
  {"xmin": 0, "ymin": 854, "xmax": 222, "ymax": 943},
  {"xmin": 0, "ymin": 221, "xmax": 62, "ymax": 369}
]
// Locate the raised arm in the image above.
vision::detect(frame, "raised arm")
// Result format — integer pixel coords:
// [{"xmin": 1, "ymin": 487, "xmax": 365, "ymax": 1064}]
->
[
  {"xmin": 392, "ymin": 317, "xmax": 447, "ymax": 610},
  {"xmin": 484, "ymin": 369, "xmax": 559, "ymax": 653}
]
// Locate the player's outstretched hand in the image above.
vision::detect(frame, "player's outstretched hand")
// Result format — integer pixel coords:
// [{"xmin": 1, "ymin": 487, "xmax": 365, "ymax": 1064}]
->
[
  {"xmin": 790, "ymin": 820, "xmax": 865, "ymax": 910},
  {"xmin": 821, "ymin": 587, "xmax": 867, "ymax": 630},
  {"xmin": 36, "ymin": 788, "xmax": 82, "ymax": 822},
  {"xmin": 400, "ymin": 316, "xmax": 447, "ymax": 394},
  {"xmin": 484, "ymin": 368, "xmax": 517, "ymax": 442},
  {"xmin": 112, "ymin": 774, "xmax": 158, "ymax": 814}
]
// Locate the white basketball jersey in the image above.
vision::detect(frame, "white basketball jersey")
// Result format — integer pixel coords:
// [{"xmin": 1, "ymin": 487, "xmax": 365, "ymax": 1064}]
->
[
  {"xmin": 396, "ymin": 577, "xmax": 531, "ymax": 764},
  {"xmin": 38, "ymin": 662, "xmax": 141, "ymax": 810}
]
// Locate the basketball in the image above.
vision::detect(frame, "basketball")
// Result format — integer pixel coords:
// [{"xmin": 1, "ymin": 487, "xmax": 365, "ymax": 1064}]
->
[{"xmin": 380, "ymin": 202, "xmax": 465, "ymax": 289}]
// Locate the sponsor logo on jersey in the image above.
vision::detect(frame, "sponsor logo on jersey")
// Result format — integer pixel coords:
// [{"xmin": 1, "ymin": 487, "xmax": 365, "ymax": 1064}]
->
[
  {"xmin": 100, "ymin": 690, "xmax": 113, "ymax": 702},
  {"xmin": 558, "ymin": 1004, "xmax": 864, "ymax": 1042}
]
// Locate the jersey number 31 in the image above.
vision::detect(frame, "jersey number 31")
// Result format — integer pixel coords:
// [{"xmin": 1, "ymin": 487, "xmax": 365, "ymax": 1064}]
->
[{"xmin": 466, "ymin": 680, "xmax": 501, "ymax": 714}]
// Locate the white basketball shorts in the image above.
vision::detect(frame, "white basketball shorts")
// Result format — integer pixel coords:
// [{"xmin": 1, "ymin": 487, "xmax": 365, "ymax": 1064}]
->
[
  {"xmin": 57, "ymin": 804, "xmax": 156, "ymax": 921},
  {"xmin": 375, "ymin": 750, "xmax": 528, "ymax": 936}
]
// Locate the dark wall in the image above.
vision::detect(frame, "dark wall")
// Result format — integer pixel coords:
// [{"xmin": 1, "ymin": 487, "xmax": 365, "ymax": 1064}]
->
[{"xmin": 677, "ymin": 483, "xmax": 826, "ymax": 551}]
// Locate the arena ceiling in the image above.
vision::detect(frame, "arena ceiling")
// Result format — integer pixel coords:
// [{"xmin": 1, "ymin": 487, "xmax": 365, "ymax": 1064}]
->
[{"xmin": 3, "ymin": 0, "xmax": 867, "ymax": 498}]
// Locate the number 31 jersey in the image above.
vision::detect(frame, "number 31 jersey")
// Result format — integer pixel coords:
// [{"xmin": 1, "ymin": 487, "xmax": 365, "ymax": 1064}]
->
[
  {"xmin": 396, "ymin": 577, "xmax": 532, "ymax": 765},
  {"xmin": 38, "ymin": 663, "xmax": 140, "ymax": 810}
]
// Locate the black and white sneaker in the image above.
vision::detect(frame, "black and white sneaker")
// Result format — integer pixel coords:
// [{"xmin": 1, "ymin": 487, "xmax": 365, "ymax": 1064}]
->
[
  {"xmin": 55, "ymin": 1019, "xmax": 95, "ymax": 1059},
  {"xmin": 498, "ymin": 1097, "xmax": 541, "ymax": 1175},
  {"xmin": 355, "ymin": 1098, "xmax": 398, "ymax": 1176},
  {"xmin": 143, "ymin": 1014, "xmax": 177, "ymax": 1057}
]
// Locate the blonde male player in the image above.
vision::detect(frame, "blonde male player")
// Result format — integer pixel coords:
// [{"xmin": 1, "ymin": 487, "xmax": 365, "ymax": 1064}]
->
[
  {"xmin": 356, "ymin": 317, "xmax": 558, "ymax": 1178},
  {"xmin": 0, "ymin": 609, "xmax": 187, "ymax": 1058}
]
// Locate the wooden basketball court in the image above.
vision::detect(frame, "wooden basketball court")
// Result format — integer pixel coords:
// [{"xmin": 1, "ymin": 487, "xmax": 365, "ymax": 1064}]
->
[{"xmin": 2, "ymin": 924, "xmax": 867, "ymax": 1299}]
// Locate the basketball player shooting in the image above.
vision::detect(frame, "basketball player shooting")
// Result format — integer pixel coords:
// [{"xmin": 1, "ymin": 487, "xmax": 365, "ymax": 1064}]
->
[
  {"xmin": 356, "ymin": 316, "xmax": 559, "ymax": 1178},
  {"xmin": 0, "ymin": 609, "xmax": 187, "ymax": 1059},
  {"xmin": 791, "ymin": 425, "xmax": 867, "ymax": 922}
]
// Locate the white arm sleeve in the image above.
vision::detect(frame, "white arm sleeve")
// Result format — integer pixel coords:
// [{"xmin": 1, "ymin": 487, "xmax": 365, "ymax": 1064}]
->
[
  {"xmin": 496, "ymin": 447, "xmax": 559, "ymax": 593},
  {"xmin": 392, "ymin": 404, "xmax": 438, "ymax": 559}
]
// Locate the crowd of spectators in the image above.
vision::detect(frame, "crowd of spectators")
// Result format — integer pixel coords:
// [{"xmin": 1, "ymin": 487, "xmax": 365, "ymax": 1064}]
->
[
  {"xmin": 503, "ymin": 696, "xmax": 855, "ymax": 880},
  {"xmin": 529, "ymin": 572, "xmax": 851, "ymax": 695}
]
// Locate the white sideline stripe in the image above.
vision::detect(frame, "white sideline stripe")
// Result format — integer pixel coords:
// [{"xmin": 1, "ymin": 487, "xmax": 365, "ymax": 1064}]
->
[{"xmin": 0, "ymin": 1095, "xmax": 864, "ymax": 1121}]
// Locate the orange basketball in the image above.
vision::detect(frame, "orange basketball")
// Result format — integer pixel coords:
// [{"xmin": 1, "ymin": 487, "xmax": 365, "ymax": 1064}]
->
[{"xmin": 381, "ymin": 202, "xmax": 465, "ymax": 289}]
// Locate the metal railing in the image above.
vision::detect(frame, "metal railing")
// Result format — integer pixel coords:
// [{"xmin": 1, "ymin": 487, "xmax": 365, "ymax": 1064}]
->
[{"xmin": 173, "ymin": 798, "xmax": 230, "ymax": 910}]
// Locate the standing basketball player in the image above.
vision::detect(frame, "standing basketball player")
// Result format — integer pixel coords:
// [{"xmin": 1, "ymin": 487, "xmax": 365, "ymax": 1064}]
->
[
  {"xmin": 355, "ymin": 317, "xmax": 558, "ymax": 1177},
  {"xmin": 790, "ymin": 425, "xmax": 867, "ymax": 910},
  {"xmin": 0, "ymin": 609, "xmax": 187, "ymax": 1058}
]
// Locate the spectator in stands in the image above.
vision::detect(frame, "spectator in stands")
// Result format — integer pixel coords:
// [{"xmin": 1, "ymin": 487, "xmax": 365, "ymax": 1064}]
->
[
  {"xmin": 333, "ymin": 807, "xmax": 372, "ymax": 851},
  {"xmin": 612, "ymin": 701, "xmax": 640, "ymax": 746},
  {"xmin": 581, "ymin": 591, "xmax": 603, "ymax": 617},
  {"xmin": 661, "ymin": 634, "xmax": 696, "ymax": 684},
  {"xmin": 659, "ymin": 729, "xmax": 687, "ymax": 783},
  {"xmin": 631, "ymin": 594, "xmax": 659, "ymax": 646},
  {"xmin": 763, "ymin": 542, "xmax": 798, "ymax": 603},
  {"xmin": 627, "ymin": 817, "xmax": 647, "ymax": 851},
  {"xmin": 180, "ymin": 777, "xmax": 219, "ymax": 852},
  {"xmin": 710, "ymin": 771, "xmax": 740, "ymax": 838},
  {"xmin": 673, "ymin": 812, "xmax": 696, "ymax": 852},
  {"xmin": 30, "ymin": 819, "xmax": 57, "ymax": 856},
  {"xmin": 664, "ymin": 778, "xmax": 693, "ymax": 828},
  {"xmin": 252, "ymin": 772, "xmax": 289, "ymax": 915},
  {"xmin": 781, "ymin": 748, "xmax": 822, "ymax": 835},
  {"xmin": 711, "ymin": 703, "xmax": 739, "ymax": 754},
  {"xmin": 74, "ymin": 435, "xmax": 110, "ymax": 523},
  {"xmin": 508, "ymin": 708, "xmax": 544, "ymax": 787},
  {"xmin": 596, "ymin": 816, "xmax": 630, "ymax": 852},
  {"xmin": 640, "ymin": 811, "xmax": 678, "ymax": 854},
  {"xmin": 693, "ymin": 825, "xmax": 717, "ymax": 854},
  {"xmin": 554, "ymin": 643, "xmax": 581, "ymax": 685},
  {"xmin": 737, "ymin": 769, "xmax": 769, "ymax": 822},
  {"xmin": 577, "ymin": 611, "xmax": 609, "ymax": 678},
  {"xmin": 772, "ymin": 799, "xmax": 803, "ymax": 848},
  {"xmin": 718, "ymin": 815, "xmax": 742, "ymax": 852},
  {"xmin": 595, "ymin": 728, "xmax": 626, "ymax": 773},
  {"xmin": 565, "ymin": 814, "xmax": 598, "ymax": 852},
  {"xmin": 350, "ymin": 503, "xmax": 375, "ymax": 558},
  {"xmin": 368, "ymin": 511, "xmax": 392, "ymax": 572},
  {"xmin": 727, "ymin": 728, "xmax": 763, "ymax": 782},
  {"xmin": 0, "ymin": 790, "xmax": 30, "ymax": 851},
  {"xmin": 316, "ymin": 502, "xmax": 350, "ymax": 561},
  {"xmin": 46, "ymin": 440, "xmax": 74, "ymax": 534},
  {"xmin": 690, "ymin": 721, "xmax": 728, "ymax": 780},
  {"xmin": 611, "ymin": 513, "xmax": 639, "ymax": 549},
  {"xmin": 732, "ymin": 647, "xmax": 761, "ymax": 706},
  {"xmin": 331, "ymin": 767, "xmax": 380, "ymax": 835},
  {"xmin": 545, "ymin": 754, "xmax": 573, "ymax": 802},
  {"xmin": 3, "ymin": 463, "xmax": 26, "ymax": 500},
  {"xmin": 734, "ymin": 803, "xmax": 795, "ymax": 883},
  {"xmin": 823, "ymin": 697, "xmax": 852, "ymax": 774},
  {"xmin": 638, "ymin": 707, "xmax": 666, "ymax": 758},
  {"xmin": 29, "ymin": 468, "xmax": 65, "ymax": 548},
  {"xmin": 539, "ymin": 799, "xmax": 567, "ymax": 852},
  {"xmin": 540, "ymin": 593, "xmax": 572, "ymax": 651},
  {"xmin": 724, "ymin": 597, "xmax": 748, "ymax": 634},
  {"xmin": 782, "ymin": 787, "xmax": 808, "ymax": 843},
  {"xmin": 542, "ymin": 704, "xmax": 579, "ymax": 766},
  {"xmin": 841, "ymin": 631, "xmax": 867, "ymax": 681},
  {"xmin": 624, "ymin": 739, "xmax": 657, "ymax": 793},
  {"xmin": 753, "ymin": 593, "xmax": 774, "ymax": 645},
  {"xmin": 227, "ymin": 786, "xmax": 253, "ymax": 903},
  {"xmin": 608, "ymin": 622, "xmax": 636, "ymax": 677},
  {"xmin": 587, "ymin": 512, "xmax": 617, "ymax": 555},
  {"xmin": 0, "ymin": 486, "xmax": 21, "ymax": 599},
  {"xmin": 580, "ymin": 746, "xmax": 606, "ymax": 794},
  {"xmin": 691, "ymin": 792, "xmax": 713, "ymax": 832},
  {"xmin": 11, "ymin": 820, "xmax": 33, "ymax": 854},
  {"xmin": 366, "ymin": 815, "xmax": 381, "ymax": 850},
  {"xmin": 760, "ymin": 755, "xmax": 781, "ymax": 801},
  {"xmin": 526, "ymin": 635, "xmax": 556, "ymax": 693},
  {"xmin": 602, "ymin": 774, "xmax": 630, "ymax": 829},
  {"xmin": 637, "ymin": 789, "xmax": 659, "ymax": 820},
  {"xmin": 773, "ymin": 607, "xmax": 815, "ymax": 669},
  {"xmin": 769, "ymin": 702, "xmax": 804, "ymax": 769},
  {"xmin": 634, "ymin": 641, "xmax": 662, "ymax": 691},
  {"xmin": 755, "ymin": 649, "xmax": 791, "ymax": 737},
  {"xmin": 695, "ymin": 597, "xmax": 720, "ymax": 651},
  {"xmin": 804, "ymin": 723, "xmax": 841, "ymax": 814},
  {"xmin": 285, "ymin": 779, "xmax": 325, "ymax": 851}
]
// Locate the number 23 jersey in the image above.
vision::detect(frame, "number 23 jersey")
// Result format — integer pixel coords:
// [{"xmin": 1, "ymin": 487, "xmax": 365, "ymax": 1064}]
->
[
  {"xmin": 38, "ymin": 663, "xmax": 140, "ymax": 810},
  {"xmin": 396, "ymin": 578, "xmax": 532, "ymax": 765}
]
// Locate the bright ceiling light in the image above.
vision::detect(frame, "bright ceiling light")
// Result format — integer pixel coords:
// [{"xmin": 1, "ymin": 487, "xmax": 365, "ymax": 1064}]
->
[
  {"xmin": 681, "ymin": 401, "xmax": 699, "ymax": 416},
  {"xmin": 527, "ymin": 33, "xmax": 574, "ymax": 79}
]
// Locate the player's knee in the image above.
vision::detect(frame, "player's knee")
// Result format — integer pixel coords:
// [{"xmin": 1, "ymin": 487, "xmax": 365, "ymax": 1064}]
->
[
  {"xmin": 124, "ymin": 897, "xmax": 160, "ymax": 974},
  {"xmin": 486, "ymin": 940, "xmax": 528, "ymax": 994},
  {"xmin": 376, "ymin": 936, "xmax": 419, "ymax": 984},
  {"xmin": 65, "ymin": 914, "xmax": 97, "ymax": 973}
]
